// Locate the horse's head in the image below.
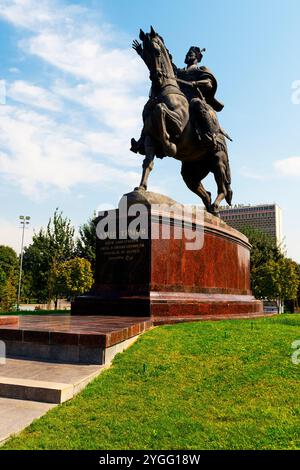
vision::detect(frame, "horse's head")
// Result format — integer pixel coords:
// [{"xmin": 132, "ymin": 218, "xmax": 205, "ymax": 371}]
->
[{"xmin": 139, "ymin": 26, "xmax": 174, "ymax": 87}]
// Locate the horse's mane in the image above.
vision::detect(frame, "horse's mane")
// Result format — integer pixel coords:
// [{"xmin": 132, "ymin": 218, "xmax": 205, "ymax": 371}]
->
[{"xmin": 156, "ymin": 34, "xmax": 177, "ymax": 74}]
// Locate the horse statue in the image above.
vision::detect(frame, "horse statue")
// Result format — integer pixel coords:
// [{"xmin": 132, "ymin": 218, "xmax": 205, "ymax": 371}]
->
[{"xmin": 130, "ymin": 27, "xmax": 233, "ymax": 216}]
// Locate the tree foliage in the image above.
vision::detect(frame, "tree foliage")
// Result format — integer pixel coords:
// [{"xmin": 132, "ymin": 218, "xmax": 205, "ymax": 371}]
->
[
  {"xmin": 240, "ymin": 227, "xmax": 299, "ymax": 309},
  {"xmin": 23, "ymin": 209, "xmax": 75, "ymax": 303},
  {"xmin": 254, "ymin": 258, "xmax": 299, "ymax": 312},
  {"xmin": 239, "ymin": 226, "xmax": 283, "ymax": 270},
  {"xmin": 0, "ymin": 276, "xmax": 17, "ymax": 312},
  {"xmin": 0, "ymin": 245, "xmax": 18, "ymax": 283},
  {"xmin": 76, "ymin": 215, "xmax": 97, "ymax": 275},
  {"xmin": 0, "ymin": 246, "xmax": 18, "ymax": 311},
  {"xmin": 54, "ymin": 257, "xmax": 94, "ymax": 299}
]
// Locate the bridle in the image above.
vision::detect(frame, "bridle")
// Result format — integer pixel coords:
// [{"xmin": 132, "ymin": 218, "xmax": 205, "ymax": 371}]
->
[{"xmin": 147, "ymin": 38, "xmax": 205, "ymax": 100}]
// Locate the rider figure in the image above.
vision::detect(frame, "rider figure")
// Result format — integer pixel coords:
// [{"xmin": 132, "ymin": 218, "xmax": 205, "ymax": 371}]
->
[
  {"xmin": 176, "ymin": 46, "xmax": 223, "ymax": 111},
  {"xmin": 175, "ymin": 46, "xmax": 230, "ymax": 148}
]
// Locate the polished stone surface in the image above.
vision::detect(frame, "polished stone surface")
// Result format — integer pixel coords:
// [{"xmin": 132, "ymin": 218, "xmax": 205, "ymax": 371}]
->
[
  {"xmin": 73, "ymin": 207, "xmax": 263, "ymax": 319},
  {"xmin": 0, "ymin": 315, "xmax": 152, "ymax": 364},
  {"xmin": 0, "ymin": 315, "xmax": 152, "ymax": 348},
  {"xmin": 0, "ymin": 316, "xmax": 19, "ymax": 326},
  {"xmin": 153, "ymin": 311, "xmax": 275, "ymax": 325}
]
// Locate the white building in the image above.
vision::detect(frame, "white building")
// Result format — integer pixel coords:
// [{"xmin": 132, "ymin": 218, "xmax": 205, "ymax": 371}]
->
[{"xmin": 219, "ymin": 203, "xmax": 282, "ymax": 245}]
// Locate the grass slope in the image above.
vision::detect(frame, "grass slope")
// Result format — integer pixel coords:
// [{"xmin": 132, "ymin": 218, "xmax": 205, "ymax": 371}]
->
[{"xmin": 2, "ymin": 315, "xmax": 300, "ymax": 450}]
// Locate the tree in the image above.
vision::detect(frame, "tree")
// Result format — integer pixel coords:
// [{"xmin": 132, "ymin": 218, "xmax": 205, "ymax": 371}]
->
[
  {"xmin": 0, "ymin": 245, "xmax": 19, "ymax": 284},
  {"xmin": 239, "ymin": 227, "xmax": 283, "ymax": 298},
  {"xmin": 254, "ymin": 258, "xmax": 299, "ymax": 313},
  {"xmin": 239, "ymin": 226, "xmax": 283, "ymax": 270},
  {"xmin": 54, "ymin": 257, "xmax": 94, "ymax": 300},
  {"xmin": 46, "ymin": 209, "xmax": 75, "ymax": 263},
  {"xmin": 0, "ymin": 276, "xmax": 17, "ymax": 312},
  {"xmin": 0, "ymin": 246, "xmax": 18, "ymax": 311},
  {"xmin": 76, "ymin": 215, "xmax": 97, "ymax": 275},
  {"xmin": 23, "ymin": 209, "xmax": 75, "ymax": 306},
  {"xmin": 239, "ymin": 227, "xmax": 299, "ymax": 312},
  {"xmin": 23, "ymin": 236, "xmax": 51, "ymax": 302}
]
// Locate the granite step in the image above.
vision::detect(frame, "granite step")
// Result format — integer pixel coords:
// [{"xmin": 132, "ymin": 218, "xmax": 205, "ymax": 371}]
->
[
  {"xmin": 0, "ymin": 315, "xmax": 153, "ymax": 364},
  {"xmin": 0, "ymin": 316, "xmax": 19, "ymax": 326},
  {"xmin": 153, "ymin": 312, "xmax": 276, "ymax": 325},
  {"xmin": 0, "ymin": 357, "xmax": 105, "ymax": 404}
]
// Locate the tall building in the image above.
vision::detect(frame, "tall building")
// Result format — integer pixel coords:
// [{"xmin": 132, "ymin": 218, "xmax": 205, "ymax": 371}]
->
[{"xmin": 219, "ymin": 203, "xmax": 282, "ymax": 245}]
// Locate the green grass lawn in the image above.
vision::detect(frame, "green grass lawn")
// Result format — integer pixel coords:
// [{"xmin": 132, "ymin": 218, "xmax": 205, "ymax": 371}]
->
[{"xmin": 2, "ymin": 314, "xmax": 300, "ymax": 450}]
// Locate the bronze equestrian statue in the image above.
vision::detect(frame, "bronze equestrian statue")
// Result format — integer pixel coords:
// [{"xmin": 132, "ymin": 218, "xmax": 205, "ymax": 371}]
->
[{"xmin": 130, "ymin": 27, "xmax": 233, "ymax": 216}]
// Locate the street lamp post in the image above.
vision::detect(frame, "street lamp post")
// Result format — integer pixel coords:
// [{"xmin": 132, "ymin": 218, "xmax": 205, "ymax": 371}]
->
[{"xmin": 17, "ymin": 215, "xmax": 30, "ymax": 311}]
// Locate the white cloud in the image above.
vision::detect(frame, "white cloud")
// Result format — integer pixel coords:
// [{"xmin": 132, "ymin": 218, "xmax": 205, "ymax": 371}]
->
[
  {"xmin": 0, "ymin": 0, "xmax": 148, "ymax": 197},
  {"xmin": 84, "ymin": 131, "xmax": 141, "ymax": 168},
  {"xmin": 239, "ymin": 166, "xmax": 268, "ymax": 180},
  {"xmin": 0, "ymin": 0, "xmax": 147, "ymax": 87},
  {"xmin": 0, "ymin": 105, "xmax": 140, "ymax": 198},
  {"xmin": 8, "ymin": 80, "xmax": 62, "ymax": 111},
  {"xmin": 53, "ymin": 81, "xmax": 145, "ymax": 133},
  {"xmin": 9, "ymin": 67, "xmax": 20, "ymax": 74},
  {"xmin": 24, "ymin": 33, "xmax": 147, "ymax": 87},
  {"xmin": 274, "ymin": 157, "xmax": 300, "ymax": 177},
  {"xmin": 0, "ymin": 0, "xmax": 85, "ymax": 31},
  {"xmin": 0, "ymin": 217, "xmax": 35, "ymax": 254}
]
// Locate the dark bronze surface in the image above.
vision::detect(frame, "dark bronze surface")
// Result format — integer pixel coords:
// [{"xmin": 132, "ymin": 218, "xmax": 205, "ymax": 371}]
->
[{"xmin": 131, "ymin": 27, "xmax": 233, "ymax": 216}]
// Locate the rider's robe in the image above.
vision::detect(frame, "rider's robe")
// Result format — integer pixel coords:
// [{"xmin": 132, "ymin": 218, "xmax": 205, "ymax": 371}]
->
[{"xmin": 175, "ymin": 64, "xmax": 224, "ymax": 112}]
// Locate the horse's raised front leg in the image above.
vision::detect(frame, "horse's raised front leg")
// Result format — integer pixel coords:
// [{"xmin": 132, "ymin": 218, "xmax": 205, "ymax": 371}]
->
[
  {"xmin": 135, "ymin": 136, "xmax": 155, "ymax": 191},
  {"xmin": 154, "ymin": 103, "xmax": 177, "ymax": 157}
]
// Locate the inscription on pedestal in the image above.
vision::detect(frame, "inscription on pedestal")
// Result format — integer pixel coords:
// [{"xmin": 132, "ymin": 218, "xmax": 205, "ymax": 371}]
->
[
  {"xmin": 99, "ymin": 238, "xmax": 145, "ymax": 262},
  {"xmin": 96, "ymin": 226, "xmax": 150, "ymax": 286}
]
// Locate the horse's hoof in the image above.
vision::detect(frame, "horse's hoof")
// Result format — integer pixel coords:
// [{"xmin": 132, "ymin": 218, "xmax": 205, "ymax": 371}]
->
[
  {"xmin": 209, "ymin": 204, "xmax": 220, "ymax": 218},
  {"xmin": 208, "ymin": 210, "xmax": 220, "ymax": 218}
]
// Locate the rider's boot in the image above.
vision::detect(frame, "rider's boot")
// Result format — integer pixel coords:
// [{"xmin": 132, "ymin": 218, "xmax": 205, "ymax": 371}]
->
[{"xmin": 130, "ymin": 133, "xmax": 146, "ymax": 155}]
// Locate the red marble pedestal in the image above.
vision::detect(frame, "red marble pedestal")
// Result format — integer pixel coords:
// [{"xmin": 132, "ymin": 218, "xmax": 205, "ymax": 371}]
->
[{"xmin": 72, "ymin": 199, "xmax": 263, "ymax": 321}]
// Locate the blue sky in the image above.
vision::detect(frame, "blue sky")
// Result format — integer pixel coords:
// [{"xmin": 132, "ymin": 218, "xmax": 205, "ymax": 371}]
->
[{"xmin": 0, "ymin": 0, "xmax": 299, "ymax": 261}]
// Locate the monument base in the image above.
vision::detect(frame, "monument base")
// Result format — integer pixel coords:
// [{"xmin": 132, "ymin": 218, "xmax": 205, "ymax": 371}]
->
[
  {"xmin": 72, "ymin": 292, "xmax": 262, "ymax": 321},
  {"xmin": 72, "ymin": 192, "xmax": 263, "ymax": 321},
  {"xmin": 0, "ymin": 316, "xmax": 19, "ymax": 326}
]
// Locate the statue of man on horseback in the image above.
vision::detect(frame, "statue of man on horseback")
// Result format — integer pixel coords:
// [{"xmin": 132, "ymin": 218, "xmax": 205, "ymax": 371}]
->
[{"xmin": 131, "ymin": 27, "xmax": 233, "ymax": 216}]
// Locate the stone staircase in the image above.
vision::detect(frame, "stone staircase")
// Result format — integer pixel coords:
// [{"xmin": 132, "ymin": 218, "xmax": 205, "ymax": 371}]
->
[{"xmin": 0, "ymin": 315, "xmax": 152, "ymax": 405}]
